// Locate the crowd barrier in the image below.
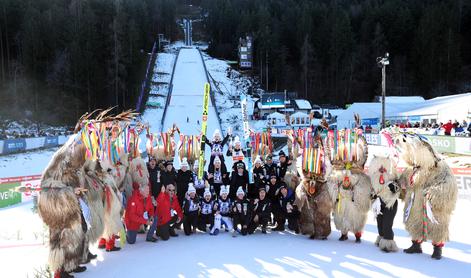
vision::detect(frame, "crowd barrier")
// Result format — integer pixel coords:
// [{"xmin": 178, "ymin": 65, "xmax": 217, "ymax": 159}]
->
[
  {"xmin": 364, "ymin": 133, "xmax": 471, "ymax": 155},
  {"xmin": 0, "ymin": 135, "xmax": 70, "ymax": 155}
]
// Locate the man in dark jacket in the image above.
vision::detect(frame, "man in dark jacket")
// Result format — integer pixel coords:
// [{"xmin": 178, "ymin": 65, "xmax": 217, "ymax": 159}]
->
[
  {"xmin": 263, "ymin": 154, "xmax": 277, "ymax": 180},
  {"xmin": 231, "ymin": 186, "xmax": 252, "ymax": 236},
  {"xmin": 248, "ymin": 187, "xmax": 271, "ymax": 234},
  {"xmin": 266, "ymin": 174, "xmax": 284, "ymax": 230},
  {"xmin": 161, "ymin": 160, "xmax": 177, "ymax": 186},
  {"xmin": 251, "ymin": 156, "xmax": 265, "ymax": 198},
  {"xmin": 230, "ymin": 161, "xmax": 249, "ymax": 199},
  {"xmin": 176, "ymin": 158, "xmax": 193, "ymax": 207},
  {"xmin": 182, "ymin": 184, "xmax": 200, "ymax": 236},
  {"xmin": 276, "ymin": 150, "xmax": 292, "ymax": 180},
  {"xmin": 147, "ymin": 156, "xmax": 162, "ymax": 198},
  {"xmin": 278, "ymin": 184, "xmax": 300, "ymax": 233}
]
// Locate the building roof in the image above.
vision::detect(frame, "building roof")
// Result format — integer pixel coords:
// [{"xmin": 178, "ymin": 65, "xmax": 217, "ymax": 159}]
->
[
  {"xmin": 290, "ymin": 111, "xmax": 309, "ymax": 118},
  {"xmin": 267, "ymin": 112, "xmax": 285, "ymax": 119},
  {"xmin": 294, "ymin": 99, "xmax": 312, "ymax": 110}
]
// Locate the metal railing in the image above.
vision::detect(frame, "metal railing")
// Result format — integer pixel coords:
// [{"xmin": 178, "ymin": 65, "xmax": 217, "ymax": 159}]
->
[{"xmin": 135, "ymin": 40, "xmax": 158, "ymax": 113}]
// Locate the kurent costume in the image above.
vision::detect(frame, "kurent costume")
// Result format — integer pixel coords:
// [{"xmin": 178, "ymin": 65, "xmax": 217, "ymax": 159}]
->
[
  {"xmin": 325, "ymin": 126, "xmax": 372, "ymax": 243},
  {"xmin": 369, "ymin": 155, "xmax": 400, "ymax": 252},
  {"xmin": 385, "ymin": 131, "xmax": 458, "ymax": 259}
]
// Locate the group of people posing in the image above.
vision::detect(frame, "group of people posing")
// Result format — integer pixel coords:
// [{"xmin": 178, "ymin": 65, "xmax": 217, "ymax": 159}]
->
[{"xmin": 125, "ymin": 129, "xmax": 300, "ymax": 243}]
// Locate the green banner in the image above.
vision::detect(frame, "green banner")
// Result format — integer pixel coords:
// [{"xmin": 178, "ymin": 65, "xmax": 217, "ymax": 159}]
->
[
  {"xmin": 0, "ymin": 182, "xmax": 22, "ymax": 208},
  {"xmin": 426, "ymin": 135, "xmax": 456, "ymax": 153}
]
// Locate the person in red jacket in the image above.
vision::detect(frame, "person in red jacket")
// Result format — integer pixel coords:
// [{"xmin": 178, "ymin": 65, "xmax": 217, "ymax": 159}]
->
[
  {"xmin": 442, "ymin": 120, "xmax": 454, "ymax": 136},
  {"xmin": 156, "ymin": 183, "xmax": 183, "ymax": 240},
  {"xmin": 125, "ymin": 183, "xmax": 157, "ymax": 244}
]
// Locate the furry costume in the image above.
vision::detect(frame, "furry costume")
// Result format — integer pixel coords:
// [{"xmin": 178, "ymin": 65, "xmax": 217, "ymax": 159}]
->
[
  {"xmin": 293, "ymin": 131, "xmax": 332, "ymax": 239},
  {"xmin": 369, "ymin": 155, "xmax": 400, "ymax": 252},
  {"xmin": 326, "ymin": 131, "xmax": 372, "ymax": 242},
  {"xmin": 388, "ymin": 132, "xmax": 458, "ymax": 259}
]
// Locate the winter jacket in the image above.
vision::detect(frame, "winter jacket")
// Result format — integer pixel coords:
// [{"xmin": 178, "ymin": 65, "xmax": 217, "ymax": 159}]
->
[
  {"xmin": 230, "ymin": 170, "xmax": 249, "ymax": 198},
  {"xmin": 277, "ymin": 160, "xmax": 291, "ymax": 179},
  {"xmin": 161, "ymin": 168, "xmax": 177, "ymax": 186},
  {"xmin": 176, "ymin": 169, "xmax": 193, "ymax": 198},
  {"xmin": 192, "ymin": 172, "xmax": 208, "ymax": 190},
  {"xmin": 227, "ymin": 148, "xmax": 246, "ymax": 164},
  {"xmin": 267, "ymin": 180, "xmax": 283, "ymax": 203},
  {"xmin": 208, "ymin": 167, "xmax": 229, "ymax": 187},
  {"xmin": 147, "ymin": 164, "xmax": 162, "ymax": 198},
  {"xmin": 253, "ymin": 165, "xmax": 266, "ymax": 187},
  {"xmin": 125, "ymin": 190, "xmax": 155, "ymax": 230},
  {"xmin": 252, "ymin": 197, "xmax": 272, "ymax": 219},
  {"xmin": 215, "ymin": 197, "xmax": 232, "ymax": 217},
  {"xmin": 232, "ymin": 197, "xmax": 252, "ymax": 225},
  {"xmin": 204, "ymin": 134, "xmax": 230, "ymax": 158},
  {"xmin": 263, "ymin": 162, "xmax": 278, "ymax": 179},
  {"xmin": 200, "ymin": 199, "xmax": 215, "ymax": 215},
  {"xmin": 156, "ymin": 191, "xmax": 183, "ymax": 227},
  {"xmin": 278, "ymin": 188, "xmax": 298, "ymax": 215},
  {"xmin": 183, "ymin": 195, "xmax": 200, "ymax": 215}
]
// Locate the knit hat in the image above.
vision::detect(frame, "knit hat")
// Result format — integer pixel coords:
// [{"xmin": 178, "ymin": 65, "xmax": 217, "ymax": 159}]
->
[
  {"xmin": 213, "ymin": 156, "xmax": 221, "ymax": 165},
  {"xmin": 265, "ymin": 154, "xmax": 272, "ymax": 161},
  {"xmin": 234, "ymin": 136, "xmax": 241, "ymax": 145},
  {"xmin": 236, "ymin": 161, "xmax": 245, "ymax": 169},
  {"xmin": 164, "ymin": 160, "xmax": 173, "ymax": 167},
  {"xmin": 259, "ymin": 186, "xmax": 266, "ymax": 193},
  {"xmin": 187, "ymin": 183, "xmax": 196, "ymax": 194},
  {"xmin": 220, "ymin": 185, "xmax": 229, "ymax": 196},
  {"xmin": 213, "ymin": 129, "xmax": 221, "ymax": 139},
  {"xmin": 132, "ymin": 182, "xmax": 140, "ymax": 191},
  {"xmin": 193, "ymin": 160, "xmax": 199, "ymax": 169},
  {"xmin": 180, "ymin": 157, "xmax": 189, "ymax": 168},
  {"xmin": 148, "ymin": 156, "xmax": 157, "ymax": 162},
  {"xmin": 236, "ymin": 186, "xmax": 245, "ymax": 196},
  {"xmin": 204, "ymin": 188, "xmax": 212, "ymax": 198},
  {"xmin": 254, "ymin": 155, "xmax": 262, "ymax": 165},
  {"xmin": 278, "ymin": 150, "xmax": 286, "ymax": 157}
]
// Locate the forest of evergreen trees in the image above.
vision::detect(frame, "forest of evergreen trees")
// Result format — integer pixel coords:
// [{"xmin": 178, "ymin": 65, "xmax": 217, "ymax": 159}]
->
[
  {"xmin": 201, "ymin": 0, "xmax": 471, "ymax": 106},
  {"xmin": 0, "ymin": 0, "xmax": 178, "ymax": 125}
]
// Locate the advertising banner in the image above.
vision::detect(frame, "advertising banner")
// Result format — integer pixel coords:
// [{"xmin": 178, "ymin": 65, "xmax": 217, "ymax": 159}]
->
[{"xmin": 2, "ymin": 139, "xmax": 27, "ymax": 154}]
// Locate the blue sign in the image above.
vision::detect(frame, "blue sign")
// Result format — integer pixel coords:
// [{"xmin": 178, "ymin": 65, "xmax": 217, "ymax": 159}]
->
[
  {"xmin": 44, "ymin": 136, "xmax": 59, "ymax": 147},
  {"xmin": 362, "ymin": 118, "xmax": 379, "ymax": 125},
  {"xmin": 2, "ymin": 139, "xmax": 27, "ymax": 154}
]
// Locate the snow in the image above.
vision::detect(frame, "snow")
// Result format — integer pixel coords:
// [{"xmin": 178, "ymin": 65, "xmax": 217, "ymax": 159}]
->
[
  {"xmin": 294, "ymin": 99, "xmax": 312, "ymax": 110},
  {"xmin": 1, "ymin": 197, "xmax": 471, "ymax": 277},
  {"xmin": 380, "ymin": 96, "xmax": 425, "ymax": 104},
  {"xmin": 0, "ymin": 148, "xmax": 58, "ymax": 178}
]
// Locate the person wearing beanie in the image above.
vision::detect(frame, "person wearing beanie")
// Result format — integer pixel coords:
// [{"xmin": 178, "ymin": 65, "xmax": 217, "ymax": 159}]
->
[
  {"xmin": 156, "ymin": 184, "xmax": 183, "ymax": 240},
  {"xmin": 277, "ymin": 150, "xmax": 292, "ymax": 180},
  {"xmin": 176, "ymin": 157, "xmax": 193, "ymax": 212},
  {"xmin": 147, "ymin": 156, "xmax": 162, "ymax": 199},
  {"xmin": 199, "ymin": 188, "xmax": 216, "ymax": 233},
  {"xmin": 277, "ymin": 184, "xmax": 300, "ymax": 233},
  {"xmin": 227, "ymin": 136, "xmax": 246, "ymax": 168},
  {"xmin": 202, "ymin": 128, "xmax": 231, "ymax": 166},
  {"xmin": 192, "ymin": 159, "xmax": 209, "ymax": 197},
  {"xmin": 248, "ymin": 187, "xmax": 272, "ymax": 234},
  {"xmin": 208, "ymin": 155, "xmax": 229, "ymax": 197},
  {"xmin": 210, "ymin": 185, "xmax": 233, "ymax": 235},
  {"xmin": 263, "ymin": 154, "xmax": 277, "ymax": 180},
  {"xmin": 125, "ymin": 183, "xmax": 158, "ymax": 244},
  {"xmin": 252, "ymin": 156, "xmax": 265, "ymax": 199},
  {"xmin": 161, "ymin": 159, "xmax": 177, "ymax": 187},
  {"xmin": 229, "ymin": 161, "xmax": 249, "ymax": 199},
  {"xmin": 231, "ymin": 186, "xmax": 252, "ymax": 237},
  {"xmin": 182, "ymin": 184, "xmax": 200, "ymax": 236}
]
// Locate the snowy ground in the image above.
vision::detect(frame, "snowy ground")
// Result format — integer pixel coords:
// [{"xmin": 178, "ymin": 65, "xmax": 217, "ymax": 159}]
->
[
  {"xmin": 0, "ymin": 148, "xmax": 58, "ymax": 178},
  {"xmin": 1, "ymin": 198, "xmax": 470, "ymax": 277}
]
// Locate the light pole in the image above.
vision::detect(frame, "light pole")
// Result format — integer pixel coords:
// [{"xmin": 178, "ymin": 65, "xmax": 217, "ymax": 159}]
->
[{"xmin": 377, "ymin": 53, "xmax": 389, "ymax": 129}]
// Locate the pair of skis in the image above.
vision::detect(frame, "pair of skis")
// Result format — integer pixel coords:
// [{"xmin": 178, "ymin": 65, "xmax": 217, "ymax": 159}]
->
[
  {"xmin": 197, "ymin": 83, "xmax": 211, "ymax": 179},
  {"xmin": 240, "ymin": 94, "xmax": 253, "ymax": 183}
]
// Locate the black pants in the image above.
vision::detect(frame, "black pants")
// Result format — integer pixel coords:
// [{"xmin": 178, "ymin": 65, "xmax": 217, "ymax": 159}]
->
[
  {"xmin": 183, "ymin": 211, "xmax": 199, "ymax": 235},
  {"xmin": 157, "ymin": 215, "xmax": 178, "ymax": 241},
  {"xmin": 281, "ymin": 211, "xmax": 300, "ymax": 231},
  {"xmin": 233, "ymin": 214, "xmax": 250, "ymax": 235},
  {"xmin": 377, "ymin": 199, "xmax": 398, "ymax": 240},
  {"xmin": 271, "ymin": 201, "xmax": 283, "ymax": 226},
  {"xmin": 198, "ymin": 213, "xmax": 214, "ymax": 231},
  {"xmin": 248, "ymin": 214, "xmax": 269, "ymax": 234},
  {"xmin": 212, "ymin": 184, "xmax": 222, "ymax": 197}
]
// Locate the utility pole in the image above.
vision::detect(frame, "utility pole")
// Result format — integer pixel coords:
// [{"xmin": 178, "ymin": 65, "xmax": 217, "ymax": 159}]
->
[
  {"xmin": 377, "ymin": 53, "xmax": 389, "ymax": 129},
  {"xmin": 265, "ymin": 50, "xmax": 268, "ymax": 91}
]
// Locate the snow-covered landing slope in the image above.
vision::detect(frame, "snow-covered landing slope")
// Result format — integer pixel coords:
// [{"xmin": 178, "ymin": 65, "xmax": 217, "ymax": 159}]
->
[{"xmin": 1, "ymin": 199, "xmax": 470, "ymax": 277}]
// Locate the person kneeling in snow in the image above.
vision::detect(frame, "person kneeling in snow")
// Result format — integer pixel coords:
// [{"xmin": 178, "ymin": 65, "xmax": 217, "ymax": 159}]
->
[
  {"xmin": 182, "ymin": 184, "xmax": 200, "ymax": 236},
  {"xmin": 278, "ymin": 184, "xmax": 300, "ymax": 233},
  {"xmin": 231, "ymin": 186, "xmax": 252, "ymax": 237},
  {"xmin": 210, "ymin": 185, "xmax": 233, "ymax": 235},
  {"xmin": 125, "ymin": 183, "xmax": 158, "ymax": 244},
  {"xmin": 248, "ymin": 187, "xmax": 271, "ymax": 234},
  {"xmin": 156, "ymin": 184, "xmax": 183, "ymax": 240},
  {"xmin": 199, "ymin": 188, "xmax": 216, "ymax": 232}
]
